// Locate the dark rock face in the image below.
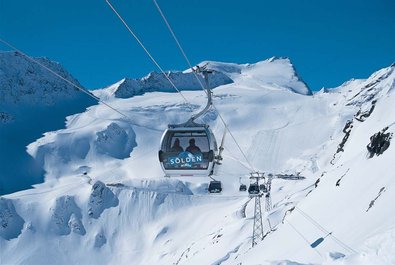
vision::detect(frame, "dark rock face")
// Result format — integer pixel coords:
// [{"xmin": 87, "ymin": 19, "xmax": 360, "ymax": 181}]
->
[
  {"xmin": 355, "ymin": 100, "xmax": 376, "ymax": 122},
  {"xmin": 114, "ymin": 71, "xmax": 233, "ymax": 98},
  {"xmin": 367, "ymin": 127, "xmax": 393, "ymax": 158},
  {"xmin": 330, "ymin": 120, "xmax": 354, "ymax": 165},
  {"xmin": 337, "ymin": 120, "xmax": 354, "ymax": 153}
]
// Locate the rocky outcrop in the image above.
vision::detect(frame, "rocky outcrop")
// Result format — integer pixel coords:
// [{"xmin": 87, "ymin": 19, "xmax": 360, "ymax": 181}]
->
[
  {"xmin": 50, "ymin": 195, "xmax": 85, "ymax": 235},
  {"xmin": 367, "ymin": 127, "xmax": 393, "ymax": 158},
  {"xmin": 95, "ymin": 122, "xmax": 136, "ymax": 159},
  {"xmin": 0, "ymin": 198, "xmax": 24, "ymax": 240},
  {"xmin": 114, "ymin": 70, "xmax": 233, "ymax": 98},
  {"xmin": 88, "ymin": 181, "xmax": 119, "ymax": 219}
]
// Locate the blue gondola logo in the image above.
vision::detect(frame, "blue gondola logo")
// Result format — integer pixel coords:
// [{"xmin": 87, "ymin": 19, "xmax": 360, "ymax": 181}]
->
[{"xmin": 168, "ymin": 151, "xmax": 203, "ymax": 168}]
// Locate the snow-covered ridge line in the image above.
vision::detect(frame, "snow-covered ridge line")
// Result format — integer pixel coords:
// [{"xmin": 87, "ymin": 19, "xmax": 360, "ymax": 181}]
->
[{"xmin": 99, "ymin": 57, "xmax": 312, "ymax": 99}]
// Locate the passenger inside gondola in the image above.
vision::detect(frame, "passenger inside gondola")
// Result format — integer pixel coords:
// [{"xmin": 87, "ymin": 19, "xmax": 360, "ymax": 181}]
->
[
  {"xmin": 186, "ymin": 138, "xmax": 201, "ymax": 154},
  {"xmin": 170, "ymin": 138, "xmax": 184, "ymax": 152}
]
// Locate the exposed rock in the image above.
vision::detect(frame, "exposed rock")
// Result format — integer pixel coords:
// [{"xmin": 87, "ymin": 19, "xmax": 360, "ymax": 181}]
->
[
  {"xmin": 114, "ymin": 70, "xmax": 233, "ymax": 99},
  {"xmin": 95, "ymin": 122, "xmax": 136, "ymax": 159},
  {"xmin": 50, "ymin": 195, "xmax": 84, "ymax": 236},
  {"xmin": 94, "ymin": 232, "xmax": 107, "ymax": 248},
  {"xmin": 367, "ymin": 127, "xmax": 393, "ymax": 158},
  {"xmin": 347, "ymin": 66, "xmax": 394, "ymax": 107},
  {"xmin": 355, "ymin": 100, "xmax": 376, "ymax": 122},
  {"xmin": 330, "ymin": 120, "xmax": 353, "ymax": 165},
  {"xmin": 336, "ymin": 120, "xmax": 354, "ymax": 154},
  {"xmin": 88, "ymin": 181, "xmax": 119, "ymax": 219},
  {"xmin": 366, "ymin": 187, "xmax": 386, "ymax": 212},
  {"xmin": 335, "ymin": 168, "xmax": 350, "ymax": 187},
  {"xmin": 0, "ymin": 198, "xmax": 24, "ymax": 240},
  {"xmin": 68, "ymin": 213, "xmax": 86, "ymax": 235},
  {"xmin": 0, "ymin": 51, "xmax": 83, "ymax": 105}
]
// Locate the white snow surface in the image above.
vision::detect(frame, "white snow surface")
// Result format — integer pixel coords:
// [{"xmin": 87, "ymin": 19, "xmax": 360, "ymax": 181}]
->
[{"xmin": 1, "ymin": 56, "xmax": 395, "ymax": 265}]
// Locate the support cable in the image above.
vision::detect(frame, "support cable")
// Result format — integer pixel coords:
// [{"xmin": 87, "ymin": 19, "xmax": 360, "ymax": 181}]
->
[
  {"xmin": 0, "ymin": 38, "xmax": 159, "ymax": 132},
  {"xmin": 295, "ymin": 207, "xmax": 358, "ymax": 254},
  {"xmin": 152, "ymin": 0, "xmax": 206, "ymax": 91},
  {"xmin": 151, "ymin": 0, "xmax": 256, "ymax": 172},
  {"xmin": 105, "ymin": 0, "xmax": 192, "ymax": 111},
  {"xmin": 285, "ymin": 220, "xmax": 323, "ymax": 258}
]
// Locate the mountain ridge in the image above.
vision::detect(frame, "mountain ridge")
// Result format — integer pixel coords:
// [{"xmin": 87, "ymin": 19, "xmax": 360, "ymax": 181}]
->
[{"xmin": 94, "ymin": 57, "xmax": 312, "ymax": 100}]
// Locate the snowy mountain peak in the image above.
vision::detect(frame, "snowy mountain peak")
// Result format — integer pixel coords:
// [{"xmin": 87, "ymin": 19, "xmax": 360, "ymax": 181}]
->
[
  {"xmin": 203, "ymin": 58, "xmax": 312, "ymax": 95},
  {"xmin": 0, "ymin": 51, "xmax": 83, "ymax": 105},
  {"xmin": 267, "ymin": 56, "xmax": 290, "ymax": 62},
  {"xmin": 107, "ymin": 57, "xmax": 311, "ymax": 99}
]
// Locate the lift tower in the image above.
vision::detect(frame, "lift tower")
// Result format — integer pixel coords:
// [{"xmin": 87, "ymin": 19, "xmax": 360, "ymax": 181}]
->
[
  {"xmin": 250, "ymin": 172, "xmax": 265, "ymax": 247},
  {"xmin": 265, "ymin": 173, "xmax": 273, "ymax": 212}
]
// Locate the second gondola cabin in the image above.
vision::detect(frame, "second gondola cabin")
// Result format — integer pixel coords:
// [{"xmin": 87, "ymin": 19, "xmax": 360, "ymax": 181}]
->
[{"xmin": 248, "ymin": 183, "xmax": 260, "ymax": 195}]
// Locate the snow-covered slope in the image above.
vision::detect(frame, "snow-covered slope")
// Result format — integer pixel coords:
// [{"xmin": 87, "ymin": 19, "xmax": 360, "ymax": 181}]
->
[
  {"xmin": 1, "ymin": 56, "xmax": 394, "ymax": 265},
  {"xmin": 0, "ymin": 51, "xmax": 96, "ymax": 194},
  {"xmin": 236, "ymin": 63, "xmax": 395, "ymax": 265}
]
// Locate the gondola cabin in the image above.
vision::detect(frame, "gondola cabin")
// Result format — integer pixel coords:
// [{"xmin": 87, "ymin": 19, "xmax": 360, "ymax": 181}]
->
[
  {"xmin": 239, "ymin": 184, "xmax": 247, "ymax": 192},
  {"xmin": 208, "ymin": 180, "xmax": 222, "ymax": 193},
  {"xmin": 248, "ymin": 183, "xmax": 260, "ymax": 195},
  {"xmin": 158, "ymin": 123, "xmax": 218, "ymax": 177}
]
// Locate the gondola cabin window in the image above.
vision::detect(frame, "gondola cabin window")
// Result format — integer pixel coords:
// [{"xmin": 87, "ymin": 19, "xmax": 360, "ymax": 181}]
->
[{"xmin": 162, "ymin": 131, "xmax": 210, "ymax": 170}]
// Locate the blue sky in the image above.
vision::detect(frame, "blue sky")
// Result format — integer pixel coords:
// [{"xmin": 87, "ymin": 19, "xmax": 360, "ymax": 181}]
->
[{"xmin": 1, "ymin": 0, "xmax": 394, "ymax": 90}]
